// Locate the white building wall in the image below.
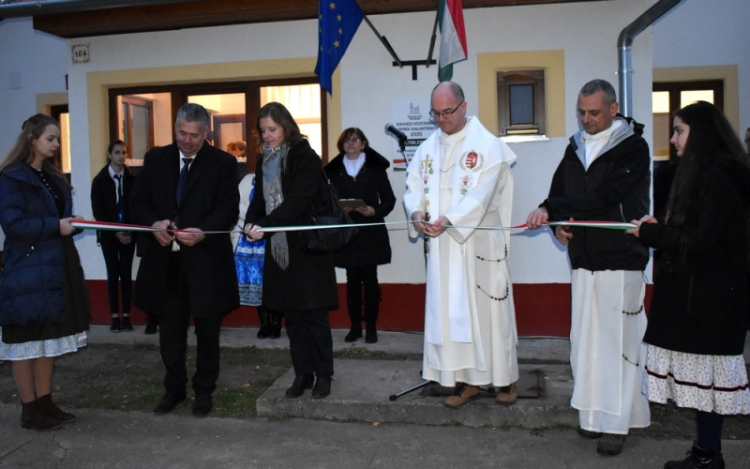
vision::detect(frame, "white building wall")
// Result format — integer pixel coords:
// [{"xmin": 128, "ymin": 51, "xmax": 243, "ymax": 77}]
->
[
  {"xmin": 2, "ymin": 0, "xmax": 658, "ymax": 286},
  {"xmin": 0, "ymin": 18, "xmax": 68, "ymax": 250},
  {"xmin": 651, "ymin": 0, "xmax": 750, "ymax": 133},
  {"xmin": 0, "ymin": 18, "xmax": 67, "ymax": 157}
]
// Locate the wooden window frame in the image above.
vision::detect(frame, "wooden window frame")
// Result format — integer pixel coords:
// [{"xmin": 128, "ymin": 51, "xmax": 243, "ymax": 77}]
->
[
  {"xmin": 497, "ymin": 70, "xmax": 545, "ymax": 136},
  {"xmin": 108, "ymin": 77, "xmax": 328, "ymax": 174},
  {"xmin": 653, "ymin": 80, "xmax": 723, "ymax": 162}
]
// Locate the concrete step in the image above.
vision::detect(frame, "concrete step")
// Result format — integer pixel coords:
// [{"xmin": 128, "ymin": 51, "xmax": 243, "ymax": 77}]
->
[{"xmin": 257, "ymin": 360, "xmax": 578, "ymax": 429}]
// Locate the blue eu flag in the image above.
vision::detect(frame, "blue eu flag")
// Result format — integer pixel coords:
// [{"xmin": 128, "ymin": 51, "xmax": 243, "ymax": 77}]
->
[{"xmin": 315, "ymin": 0, "xmax": 364, "ymax": 95}]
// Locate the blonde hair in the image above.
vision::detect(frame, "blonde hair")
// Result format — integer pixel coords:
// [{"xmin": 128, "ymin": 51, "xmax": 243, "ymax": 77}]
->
[{"xmin": 0, "ymin": 114, "xmax": 67, "ymax": 184}]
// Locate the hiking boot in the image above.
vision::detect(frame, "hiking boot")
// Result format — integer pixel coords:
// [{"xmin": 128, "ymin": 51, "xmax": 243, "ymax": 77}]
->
[
  {"xmin": 443, "ymin": 383, "xmax": 479, "ymax": 409},
  {"xmin": 495, "ymin": 381, "xmax": 517, "ymax": 406}
]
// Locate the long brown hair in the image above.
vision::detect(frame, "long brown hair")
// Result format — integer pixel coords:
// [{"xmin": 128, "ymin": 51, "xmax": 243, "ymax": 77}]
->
[
  {"xmin": 0, "ymin": 114, "xmax": 68, "ymax": 185},
  {"xmin": 663, "ymin": 101, "xmax": 749, "ymax": 268},
  {"xmin": 666, "ymin": 101, "xmax": 748, "ymax": 228},
  {"xmin": 255, "ymin": 102, "xmax": 304, "ymax": 152}
]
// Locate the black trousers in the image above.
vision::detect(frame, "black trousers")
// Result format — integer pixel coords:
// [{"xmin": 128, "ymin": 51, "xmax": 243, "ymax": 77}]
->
[
  {"xmin": 285, "ymin": 308, "xmax": 333, "ymax": 378},
  {"xmin": 100, "ymin": 235, "xmax": 136, "ymax": 316},
  {"xmin": 345, "ymin": 265, "xmax": 381, "ymax": 323},
  {"xmin": 160, "ymin": 253, "xmax": 223, "ymax": 396}
]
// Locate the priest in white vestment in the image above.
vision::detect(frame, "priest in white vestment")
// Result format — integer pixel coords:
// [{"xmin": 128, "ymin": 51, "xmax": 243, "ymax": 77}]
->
[{"xmin": 404, "ymin": 81, "xmax": 519, "ymax": 409}]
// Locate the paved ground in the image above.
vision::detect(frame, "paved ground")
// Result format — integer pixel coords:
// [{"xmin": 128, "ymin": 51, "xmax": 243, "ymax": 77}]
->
[{"xmin": 0, "ymin": 325, "xmax": 748, "ymax": 469}]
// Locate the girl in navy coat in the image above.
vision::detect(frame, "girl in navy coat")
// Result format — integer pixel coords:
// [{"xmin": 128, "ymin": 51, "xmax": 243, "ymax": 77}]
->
[{"xmin": 0, "ymin": 114, "xmax": 89, "ymax": 431}]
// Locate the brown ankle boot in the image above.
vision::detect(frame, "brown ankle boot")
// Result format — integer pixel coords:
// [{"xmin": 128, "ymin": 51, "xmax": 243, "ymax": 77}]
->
[
  {"xmin": 38, "ymin": 394, "xmax": 77, "ymax": 423},
  {"xmin": 443, "ymin": 383, "xmax": 480, "ymax": 408},
  {"xmin": 21, "ymin": 399, "xmax": 62, "ymax": 431}
]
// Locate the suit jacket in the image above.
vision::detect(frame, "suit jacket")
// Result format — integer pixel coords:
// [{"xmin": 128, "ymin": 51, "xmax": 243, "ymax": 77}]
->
[
  {"xmin": 130, "ymin": 141, "xmax": 240, "ymax": 317},
  {"xmin": 91, "ymin": 164, "xmax": 135, "ymax": 244}
]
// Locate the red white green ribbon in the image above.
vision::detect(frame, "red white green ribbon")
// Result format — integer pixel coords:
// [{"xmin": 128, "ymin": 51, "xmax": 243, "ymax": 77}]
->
[
  {"xmin": 72, "ymin": 220, "xmax": 168, "ymax": 233},
  {"xmin": 73, "ymin": 219, "xmax": 636, "ymax": 234},
  {"xmin": 516, "ymin": 220, "xmax": 636, "ymax": 231}
]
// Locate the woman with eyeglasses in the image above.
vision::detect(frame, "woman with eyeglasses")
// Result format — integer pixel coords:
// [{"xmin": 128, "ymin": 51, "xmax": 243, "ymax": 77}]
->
[
  {"xmin": 629, "ymin": 101, "xmax": 750, "ymax": 468},
  {"xmin": 325, "ymin": 128, "xmax": 396, "ymax": 343}
]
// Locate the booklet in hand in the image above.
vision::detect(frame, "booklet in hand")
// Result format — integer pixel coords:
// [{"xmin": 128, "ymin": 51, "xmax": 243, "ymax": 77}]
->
[{"xmin": 339, "ymin": 198, "xmax": 366, "ymax": 209}]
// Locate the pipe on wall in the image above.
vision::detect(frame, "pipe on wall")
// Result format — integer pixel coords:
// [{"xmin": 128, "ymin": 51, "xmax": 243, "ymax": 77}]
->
[{"xmin": 617, "ymin": 0, "xmax": 683, "ymax": 118}]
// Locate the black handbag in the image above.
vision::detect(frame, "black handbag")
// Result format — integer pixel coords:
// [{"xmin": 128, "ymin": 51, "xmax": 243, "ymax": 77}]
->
[{"xmin": 300, "ymin": 170, "xmax": 358, "ymax": 253}]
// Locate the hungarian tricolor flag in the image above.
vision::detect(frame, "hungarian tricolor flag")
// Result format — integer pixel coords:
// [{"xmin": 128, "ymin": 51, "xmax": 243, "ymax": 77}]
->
[{"xmin": 438, "ymin": 0, "xmax": 468, "ymax": 82}]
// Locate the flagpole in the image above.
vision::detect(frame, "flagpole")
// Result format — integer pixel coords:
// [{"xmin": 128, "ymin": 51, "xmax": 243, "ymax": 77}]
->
[
  {"xmin": 362, "ymin": 15, "xmax": 402, "ymax": 67},
  {"xmin": 426, "ymin": 11, "xmax": 439, "ymax": 68}
]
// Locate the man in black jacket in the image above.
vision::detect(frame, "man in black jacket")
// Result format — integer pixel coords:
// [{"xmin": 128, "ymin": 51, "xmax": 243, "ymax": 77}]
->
[
  {"xmin": 526, "ymin": 79, "xmax": 651, "ymax": 456},
  {"xmin": 131, "ymin": 103, "xmax": 239, "ymax": 417}
]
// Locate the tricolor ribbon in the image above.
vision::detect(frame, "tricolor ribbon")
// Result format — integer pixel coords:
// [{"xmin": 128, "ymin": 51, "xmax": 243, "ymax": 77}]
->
[
  {"xmin": 72, "ymin": 219, "xmax": 636, "ymax": 234},
  {"xmin": 512, "ymin": 220, "xmax": 636, "ymax": 231}
]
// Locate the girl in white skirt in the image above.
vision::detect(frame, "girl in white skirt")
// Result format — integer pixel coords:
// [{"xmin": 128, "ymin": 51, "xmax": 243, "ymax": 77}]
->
[
  {"xmin": 0, "ymin": 114, "xmax": 89, "ymax": 431},
  {"xmin": 629, "ymin": 101, "xmax": 750, "ymax": 469}
]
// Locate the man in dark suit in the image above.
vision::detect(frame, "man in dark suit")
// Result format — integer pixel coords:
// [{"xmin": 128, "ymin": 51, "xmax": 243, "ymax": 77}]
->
[{"xmin": 131, "ymin": 103, "xmax": 239, "ymax": 417}]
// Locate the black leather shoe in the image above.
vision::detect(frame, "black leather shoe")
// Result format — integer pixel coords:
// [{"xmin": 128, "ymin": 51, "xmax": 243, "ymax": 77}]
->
[
  {"xmin": 144, "ymin": 315, "xmax": 158, "ymax": 335},
  {"xmin": 285, "ymin": 373, "xmax": 314, "ymax": 398},
  {"xmin": 578, "ymin": 427, "xmax": 603, "ymax": 439},
  {"xmin": 269, "ymin": 312, "xmax": 282, "ymax": 339},
  {"xmin": 153, "ymin": 392, "xmax": 186, "ymax": 414},
  {"xmin": 664, "ymin": 444, "xmax": 724, "ymax": 469},
  {"xmin": 192, "ymin": 393, "xmax": 212, "ymax": 417},
  {"xmin": 344, "ymin": 325, "xmax": 362, "ymax": 343},
  {"xmin": 596, "ymin": 433, "xmax": 626, "ymax": 456},
  {"xmin": 121, "ymin": 316, "xmax": 133, "ymax": 332},
  {"xmin": 312, "ymin": 376, "xmax": 331, "ymax": 399},
  {"xmin": 365, "ymin": 323, "xmax": 377, "ymax": 343}
]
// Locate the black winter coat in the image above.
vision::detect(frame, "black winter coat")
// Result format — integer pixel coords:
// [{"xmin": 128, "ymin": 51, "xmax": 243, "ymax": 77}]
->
[
  {"xmin": 543, "ymin": 118, "xmax": 650, "ymax": 271},
  {"xmin": 130, "ymin": 141, "xmax": 240, "ymax": 318},
  {"xmin": 91, "ymin": 164, "xmax": 135, "ymax": 243},
  {"xmin": 324, "ymin": 147, "xmax": 396, "ymax": 267},
  {"xmin": 640, "ymin": 162, "xmax": 750, "ymax": 356},
  {"xmin": 245, "ymin": 140, "xmax": 338, "ymax": 312}
]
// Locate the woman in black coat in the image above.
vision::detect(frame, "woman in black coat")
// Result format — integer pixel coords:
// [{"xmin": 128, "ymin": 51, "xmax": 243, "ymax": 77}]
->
[
  {"xmin": 244, "ymin": 102, "xmax": 338, "ymax": 399},
  {"xmin": 91, "ymin": 140, "xmax": 136, "ymax": 333},
  {"xmin": 325, "ymin": 128, "xmax": 395, "ymax": 343},
  {"xmin": 629, "ymin": 101, "xmax": 750, "ymax": 469}
]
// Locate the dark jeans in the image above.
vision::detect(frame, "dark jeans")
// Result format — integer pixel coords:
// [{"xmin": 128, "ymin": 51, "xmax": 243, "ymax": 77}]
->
[
  {"xmin": 160, "ymin": 253, "xmax": 223, "ymax": 396},
  {"xmin": 345, "ymin": 265, "xmax": 381, "ymax": 323},
  {"xmin": 285, "ymin": 308, "xmax": 333, "ymax": 378},
  {"xmin": 100, "ymin": 235, "xmax": 136, "ymax": 315}
]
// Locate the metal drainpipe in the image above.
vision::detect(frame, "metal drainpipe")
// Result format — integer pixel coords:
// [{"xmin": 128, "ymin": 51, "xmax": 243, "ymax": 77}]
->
[
  {"xmin": 0, "ymin": 0, "xmax": 201, "ymax": 18},
  {"xmin": 618, "ymin": 0, "xmax": 683, "ymax": 118}
]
